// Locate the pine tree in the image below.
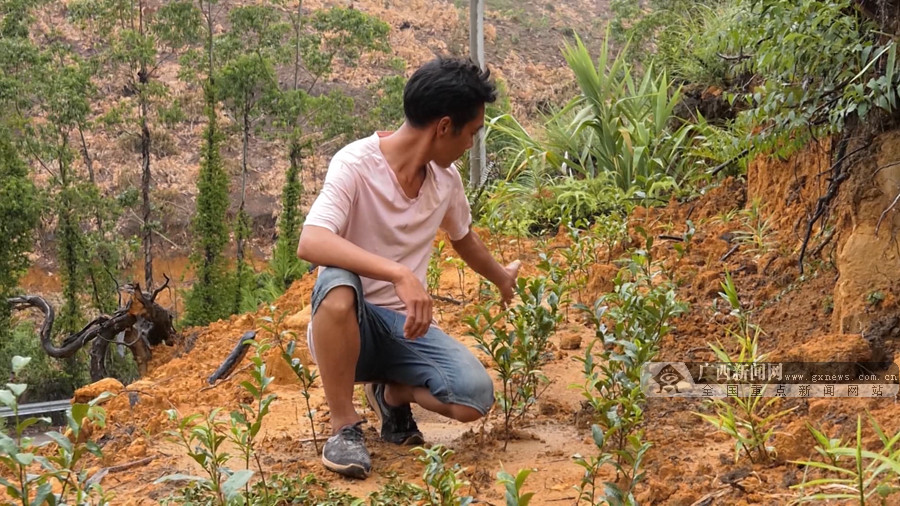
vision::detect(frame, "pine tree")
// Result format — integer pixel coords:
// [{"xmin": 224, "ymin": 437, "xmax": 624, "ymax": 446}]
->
[
  {"xmin": 183, "ymin": 86, "xmax": 231, "ymax": 326},
  {"xmin": 182, "ymin": 0, "xmax": 230, "ymax": 327},
  {"xmin": 68, "ymin": 0, "xmax": 200, "ymax": 292},
  {"xmin": 27, "ymin": 43, "xmax": 98, "ymax": 334},
  {"xmin": 271, "ymin": 144, "xmax": 307, "ymax": 290},
  {"xmin": 0, "ymin": 0, "xmax": 40, "ymax": 325},
  {"xmin": 0, "ymin": 124, "xmax": 39, "ymax": 339},
  {"xmin": 267, "ymin": 5, "xmax": 390, "ymax": 290},
  {"xmin": 218, "ymin": 5, "xmax": 284, "ymax": 313}
]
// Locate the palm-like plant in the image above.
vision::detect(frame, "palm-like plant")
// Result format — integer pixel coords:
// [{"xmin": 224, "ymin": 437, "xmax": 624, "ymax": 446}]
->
[
  {"xmin": 487, "ymin": 32, "xmax": 696, "ymax": 203},
  {"xmin": 563, "ymin": 34, "xmax": 693, "ymax": 193}
]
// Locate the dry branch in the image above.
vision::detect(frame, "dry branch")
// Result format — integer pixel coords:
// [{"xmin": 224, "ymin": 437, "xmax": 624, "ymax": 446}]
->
[
  {"xmin": 207, "ymin": 331, "xmax": 257, "ymax": 384},
  {"xmin": 709, "ymin": 148, "xmax": 751, "ymax": 176},
  {"xmin": 433, "ymin": 294, "xmax": 464, "ymax": 305},
  {"xmin": 798, "ymin": 136, "xmax": 870, "ymax": 274},
  {"xmin": 85, "ymin": 456, "xmax": 155, "ymax": 489},
  {"xmin": 720, "ymin": 244, "xmax": 740, "ymax": 262},
  {"xmin": 8, "ymin": 281, "xmax": 177, "ymax": 381},
  {"xmin": 875, "ymin": 190, "xmax": 900, "ymax": 236},
  {"xmin": 101, "ymin": 455, "xmax": 155, "ymax": 474}
]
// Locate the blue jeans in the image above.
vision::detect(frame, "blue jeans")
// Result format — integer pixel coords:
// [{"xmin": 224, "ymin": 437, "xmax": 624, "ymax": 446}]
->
[{"xmin": 308, "ymin": 267, "xmax": 494, "ymax": 415}]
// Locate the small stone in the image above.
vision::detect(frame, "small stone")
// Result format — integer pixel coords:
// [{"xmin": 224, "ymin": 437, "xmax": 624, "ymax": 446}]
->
[
  {"xmin": 559, "ymin": 332, "xmax": 582, "ymax": 350},
  {"xmin": 73, "ymin": 378, "xmax": 124, "ymax": 404},
  {"xmin": 126, "ymin": 437, "xmax": 147, "ymax": 459}
]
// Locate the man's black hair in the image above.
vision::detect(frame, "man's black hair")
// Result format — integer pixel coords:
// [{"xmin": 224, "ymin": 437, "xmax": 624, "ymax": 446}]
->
[{"xmin": 403, "ymin": 56, "xmax": 497, "ymax": 133}]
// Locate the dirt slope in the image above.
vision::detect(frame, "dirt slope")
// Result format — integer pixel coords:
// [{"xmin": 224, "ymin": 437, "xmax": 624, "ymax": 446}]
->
[
  {"xmin": 15, "ymin": 0, "xmax": 900, "ymax": 501},
  {"xmin": 50, "ymin": 129, "xmax": 900, "ymax": 504}
]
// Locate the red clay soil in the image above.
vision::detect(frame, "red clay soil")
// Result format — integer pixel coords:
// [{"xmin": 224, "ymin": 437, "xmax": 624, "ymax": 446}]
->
[{"xmin": 12, "ymin": 133, "xmax": 900, "ymax": 504}]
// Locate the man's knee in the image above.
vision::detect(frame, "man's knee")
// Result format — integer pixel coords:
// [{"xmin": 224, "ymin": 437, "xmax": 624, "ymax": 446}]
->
[
  {"xmin": 447, "ymin": 368, "xmax": 494, "ymax": 422},
  {"xmin": 449, "ymin": 405, "xmax": 483, "ymax": 423},
  {"xmin": 314, "ymin": 286, "xmax": 357, "ymax": 321}
]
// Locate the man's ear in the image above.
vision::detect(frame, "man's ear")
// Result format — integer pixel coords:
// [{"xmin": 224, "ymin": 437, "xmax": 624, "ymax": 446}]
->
[{"xmin": 436, "ymin": 116, "xmax": 453, "ymax": 137}]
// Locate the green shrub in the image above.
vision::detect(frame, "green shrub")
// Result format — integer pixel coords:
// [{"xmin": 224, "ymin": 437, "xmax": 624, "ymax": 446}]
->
[
  {"xmin": 722, "ymin": 0, "xmax": 900, "ymax": 156},
  {"xmin": 464, "ymin": 275, "xmax": 562, "ymax": 449},
  {"xmin": 0, "ymin": 356, "xmax": 113, "ymax": 505},
  {"xmin": 475, "ymin": 177, "xmax": 626, "ymax": 238},
  {"xmin": 575, "ymin": 233, "xmax": 687, "ymax": 502}
]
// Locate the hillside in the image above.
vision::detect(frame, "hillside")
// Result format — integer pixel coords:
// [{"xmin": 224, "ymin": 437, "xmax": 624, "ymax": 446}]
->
[
  {"xmin": 7, "ymin": 0, "xmax": 900, "ymax": 504},
  {"xmin": 23, "ymin": 0, "xmax": 602, "ymax": 275},
  {"xmin": 46, "ymin": 129, "xmax": 900, "ymax": 504}
]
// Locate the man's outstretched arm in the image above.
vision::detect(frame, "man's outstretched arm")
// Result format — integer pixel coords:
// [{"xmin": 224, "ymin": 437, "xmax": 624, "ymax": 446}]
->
[
  {"xmin": 449, "ymin": 227, "xmax": 520, "ymax": 305},
  {"xmin": 297, "ymin": 225, "xmax": 433, "ymax": 339}
]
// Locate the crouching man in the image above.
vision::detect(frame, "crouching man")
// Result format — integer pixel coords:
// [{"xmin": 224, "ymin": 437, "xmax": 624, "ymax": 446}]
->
[{"xmin": 296, "ymin": 56, "xmax": 520, "ymax": 479}]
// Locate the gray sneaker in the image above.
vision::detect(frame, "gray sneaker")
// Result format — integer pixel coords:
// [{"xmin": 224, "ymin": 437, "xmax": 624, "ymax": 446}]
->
[{"xmin": 321, "ymin": 421, "xmax": 371, "ymax": 479}]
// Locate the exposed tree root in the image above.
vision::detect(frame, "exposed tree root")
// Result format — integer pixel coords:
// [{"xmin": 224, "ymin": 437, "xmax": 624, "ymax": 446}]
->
[{"xmin": 8, "ymin": 276, "xmax": 177, "ymax": 381}]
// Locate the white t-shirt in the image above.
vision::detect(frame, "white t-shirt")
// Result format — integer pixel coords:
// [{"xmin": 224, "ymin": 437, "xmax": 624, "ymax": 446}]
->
[{"xmin": 303, "ymin": 131, "xmax": 472, "ymax": 312}]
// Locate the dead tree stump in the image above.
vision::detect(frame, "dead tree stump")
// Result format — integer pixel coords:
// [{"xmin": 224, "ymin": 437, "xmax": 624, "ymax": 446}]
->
[{"xmin": 8, "ymin": 277, "xmax": 177, "ymax": 381}]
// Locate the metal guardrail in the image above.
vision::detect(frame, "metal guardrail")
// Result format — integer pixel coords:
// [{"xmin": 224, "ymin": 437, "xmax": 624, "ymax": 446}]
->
[{"xmin": 0, "ymin": 400, "xmax": 71, "ymax": 419}]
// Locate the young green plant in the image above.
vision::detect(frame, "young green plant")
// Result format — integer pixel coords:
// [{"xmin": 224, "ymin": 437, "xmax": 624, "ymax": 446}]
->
[
  {"xmin": 561, "ymin": 220, "xmax": 596, "ymax": 304},
  {"xmin": 227, "ymin": 340, "xmax": 276, "ymax": 501},
  {"xmin": 414, "ymin": 444, "xmax": 474, "ymax": 506},
  {"xmin": 574, "ymin": 237, "xmax": 686, "ymax": 501},
  {"xmin": 536, "ymin": 250, "xmax": 571, "ymax": 322},
  {"xmin": 445, "ymin": 256, "xmax": 468, "ymax": 300},
  {"xmin": 497, "ymin": 468, "xmax": 535, "ymax": 506},
  {"xmin": 159, "ymin": 408, "xmax": 251, "ymax": 505},
  {"xmin": 695, "ymin": 271, "xmax": 795, "ymax": 464},
  {"xmin": 258, "ymin": 305, "xmax": 320, "ymax": 453},
  {"xmin": 593, "ymin": 213, "xmax": 628, "ymax": 264},
  {"xmin": 0, "ymin": 356, "xmax": 113, "ymax": 505},
  {"xmin": 732, "ymin": 199, "xmax": 772, "ymax": 257},
  {"xmin": 792, "ymin": 412, "xmax": 900, "ymax": 504},
  {"xmin": 161, "ymin": 342, "xmax": 277, "ymax": 506},
  {"xmin": 428, "ymin": 240, "xmax": 446, "ymax": 296},
  {"xmin": 464, "ymin": 303, "xmax": 526, "ymax": 450}
]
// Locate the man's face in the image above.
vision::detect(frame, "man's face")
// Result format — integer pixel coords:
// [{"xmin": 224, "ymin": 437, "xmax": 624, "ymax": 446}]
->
[{"xmin": 434, "ymin": 105, "xmax": 485, "ymax": 167}]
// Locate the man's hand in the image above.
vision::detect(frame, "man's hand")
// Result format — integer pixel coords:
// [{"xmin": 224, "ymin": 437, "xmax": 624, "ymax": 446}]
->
[
  {"xmin": 498, "ymin": 260, "xmax": 521, "ymax": 307},
  {"xmin": 393, "ymin": 267, "xmax": 433, "ymax": 340},
  {"xmin": 447, "ymin": 230, "xmax": 521, "ymax": 308}
]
